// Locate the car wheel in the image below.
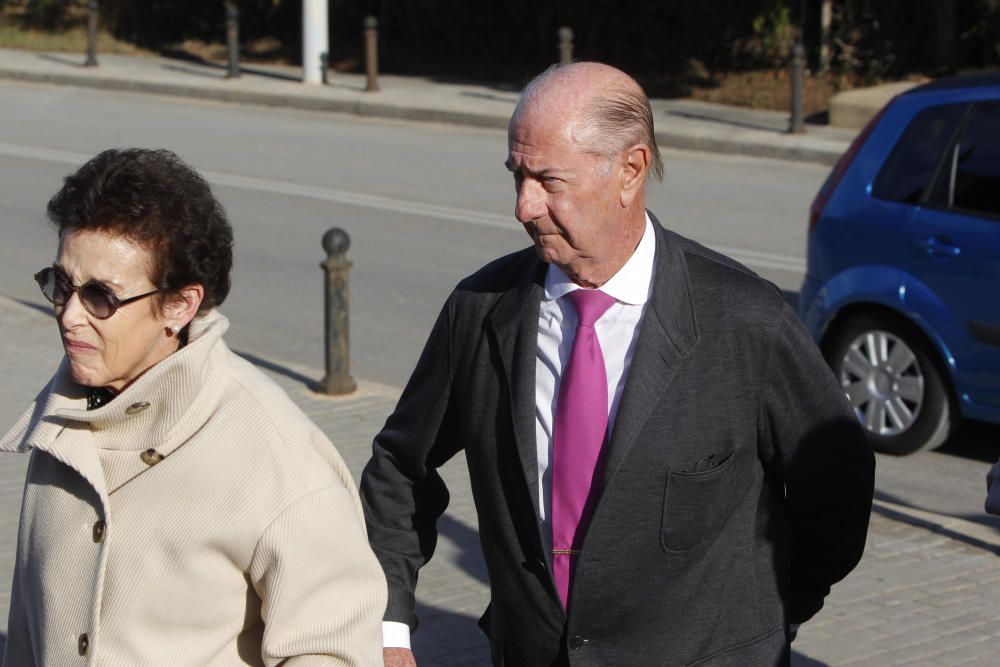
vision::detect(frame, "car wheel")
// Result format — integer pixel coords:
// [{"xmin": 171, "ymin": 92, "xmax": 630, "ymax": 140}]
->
[{"xmin": 824, "ymin": 315, "xmax": 953, "ymax": 455}]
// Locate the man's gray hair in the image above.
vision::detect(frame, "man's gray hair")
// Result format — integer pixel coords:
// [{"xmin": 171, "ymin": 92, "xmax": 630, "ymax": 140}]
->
[{"xmin": 515, "ymin": 63, "xmax": 665, "ymax": 182}]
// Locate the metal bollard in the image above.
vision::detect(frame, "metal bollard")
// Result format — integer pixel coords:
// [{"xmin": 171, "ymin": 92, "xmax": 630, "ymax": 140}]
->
[
  {"xmin": 319, "ymin": 228, "xmax": 356, "ymax": 395},
  {"xmin": 558, "ymin": 26, "xmax": 573, "ymax": 65},
  {"xmin": 788, "ymin": 42, "xmax": 806, "ymax": 134},
  {"xmin": 225, "ymin": 2, "xmax": 241, "ymax": 78},
  {"xmin": 364, "ymin": 16, "xmax": 380, "ymax": 92},
  {"xmin": 320, "ymin": 52, "xmax": 329, "ymax": 84},
  {"xmin": 85, "ymin": 1, "xmax": 99, "ymax": 67}
]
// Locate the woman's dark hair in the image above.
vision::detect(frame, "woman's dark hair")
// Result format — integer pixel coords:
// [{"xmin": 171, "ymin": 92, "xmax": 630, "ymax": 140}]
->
[{"xmin": 47, "ymin": 148, "xmax": 234, "ymax": 315}]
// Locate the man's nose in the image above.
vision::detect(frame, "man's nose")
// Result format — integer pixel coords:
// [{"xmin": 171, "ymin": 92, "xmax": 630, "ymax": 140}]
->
[{"xmin": 514, "ymin": 180, "xmax": 545, "ymax": 223}]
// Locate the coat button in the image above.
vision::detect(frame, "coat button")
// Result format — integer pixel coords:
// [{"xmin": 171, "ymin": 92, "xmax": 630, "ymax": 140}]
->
[
  {"xmin": 140, "ymin": 449, "xmax": 163, "ymax": 466},
  {"xmin": 92, "ymin": 520, "xmax": 106, "ymax": 543},
  {"xmin": 126, "ymin": 401, "xmax": 150, "ymax": 415},
  {"xmin": 78, "ymin": 633, "xmax": 89, "ymax": 655},
  {"xmin": 569, "ymin": 635, "xmax": 586, "ymax": 650}
]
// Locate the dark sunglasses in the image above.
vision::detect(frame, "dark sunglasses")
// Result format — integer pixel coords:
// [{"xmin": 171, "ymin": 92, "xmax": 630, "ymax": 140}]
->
[{"xmin": 34, "ymin": 266, "xmax": 160, "ymax": 320}]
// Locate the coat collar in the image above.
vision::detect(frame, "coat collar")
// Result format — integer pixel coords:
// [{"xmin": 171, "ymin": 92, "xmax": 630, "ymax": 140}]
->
[{"xmin": 0, "ymin": 311, "xmax": 231, "ymax": 492}]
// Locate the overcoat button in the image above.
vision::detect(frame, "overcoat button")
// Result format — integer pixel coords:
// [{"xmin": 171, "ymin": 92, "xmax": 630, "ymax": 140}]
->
[
  {"xmin": 78, "ymin": 633, "xmax": 89, "ymax": 656},
  {"xmin": 92, "ymin": 520, "xmax": 106, "ymax": 543},
  {"xmin": 140, "ymin": 449, "xmax": 164, "ymax": 466},
  {"xmin": 569, "ymin": 635, "xmax": 586, "ymax": 650},
  {"xmin": 126, "ymin": 401, "xmax": 151, "ymax": 415}
]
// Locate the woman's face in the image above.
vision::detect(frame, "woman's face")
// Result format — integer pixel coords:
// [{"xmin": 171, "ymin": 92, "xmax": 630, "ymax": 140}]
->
[{"xmin": 55, "ymin": 229, "xmax": 178, "ymax": 391}]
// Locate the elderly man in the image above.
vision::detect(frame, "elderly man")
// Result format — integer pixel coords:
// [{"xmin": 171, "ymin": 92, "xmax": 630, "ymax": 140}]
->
[{"xmin": 362, "ymin": 62, "xmax": 875, "ymax": 666}]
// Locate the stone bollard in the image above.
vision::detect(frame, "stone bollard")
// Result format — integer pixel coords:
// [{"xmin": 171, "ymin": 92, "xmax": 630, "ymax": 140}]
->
[
  {"xmin": 319, "ymin": 228, "xmax": 356, "ymax": 395},
  {"xmin": 85, "ymin": 1, "xmax": 99, "ymax": 67},
  {"xmin": 364, "ymin": 16, "xmax": 380, "ymax": 92},
  {"xmin": 225, "ymin": 2, "xmax": 241, "ymax": 78},
  {"xmin": 558, "ymin": 26, "xmax": 573, "ymax": 65},
  {"xmin": 788, "ymin": 42, "xmax": 806, "ymax": 134}
]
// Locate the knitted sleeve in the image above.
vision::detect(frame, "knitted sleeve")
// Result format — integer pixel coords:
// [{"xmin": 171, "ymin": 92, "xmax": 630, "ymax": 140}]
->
[{"xmin": 249, "ymin": 484, "xmax": 387, "ymax": 666}]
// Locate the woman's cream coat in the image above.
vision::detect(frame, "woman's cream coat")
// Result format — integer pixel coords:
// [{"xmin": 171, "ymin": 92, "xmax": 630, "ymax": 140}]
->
[{"xmin": 0, "ymin": 311, "xmax": 386, "ymax": 666}]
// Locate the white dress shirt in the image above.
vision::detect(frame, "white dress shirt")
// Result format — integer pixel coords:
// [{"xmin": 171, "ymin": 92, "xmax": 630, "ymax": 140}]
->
[
  {"xmin": 534, "ymin": 215, "xmax": 655, "ymax": 533},
  {"xmin": 383, "ymin": 216, "xmax": 656, "ymax": 649}
]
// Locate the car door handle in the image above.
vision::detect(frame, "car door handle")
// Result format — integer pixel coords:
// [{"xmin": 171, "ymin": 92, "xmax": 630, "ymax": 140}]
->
[{"xmin": 911, "ymin": 237, "xmax": 961, "ymax": 257}]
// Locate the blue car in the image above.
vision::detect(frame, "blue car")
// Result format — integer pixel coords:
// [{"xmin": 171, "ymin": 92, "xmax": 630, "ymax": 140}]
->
[{"xmin": 800, "ymin": 72, "xmax": 1000, "ymax": 455}]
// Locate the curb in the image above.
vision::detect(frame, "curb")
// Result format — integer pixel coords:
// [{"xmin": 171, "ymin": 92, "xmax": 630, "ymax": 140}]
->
[{"xmin": 0, "ymin": 67, "xmax": 511, "ymax": 130}]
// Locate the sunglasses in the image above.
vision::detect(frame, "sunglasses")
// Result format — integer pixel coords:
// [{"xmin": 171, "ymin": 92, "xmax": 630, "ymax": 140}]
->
[{"xmin": 34, "ymin": 266, "xmax": 160, "ymax": 320}]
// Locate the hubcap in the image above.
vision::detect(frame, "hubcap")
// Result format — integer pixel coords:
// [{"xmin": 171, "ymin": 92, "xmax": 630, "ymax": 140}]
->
[{"xmin": 839, "ymin": 330, "xmax": 924, "ymax": 436}]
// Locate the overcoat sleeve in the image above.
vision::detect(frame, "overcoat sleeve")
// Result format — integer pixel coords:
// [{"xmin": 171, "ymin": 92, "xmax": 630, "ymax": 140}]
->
[
  {"xmin": 758, "ymin": 303, "xmax": 876, "ymax": 624},
  {"xmin": 359, "ymin": 297, "xmax": 465, "ymax": 631},
  {"xmin": 249, "ymin": 483, "xmax": 387, "ymax": 666}
]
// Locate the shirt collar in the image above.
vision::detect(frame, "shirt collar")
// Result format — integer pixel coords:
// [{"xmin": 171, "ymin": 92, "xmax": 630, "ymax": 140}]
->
[{"xmin": 544, "ymin": 212, "xmax": 655, "ymax": 305}]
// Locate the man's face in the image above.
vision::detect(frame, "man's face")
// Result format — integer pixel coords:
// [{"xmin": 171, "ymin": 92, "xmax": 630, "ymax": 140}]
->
[{"xmin": 506, "ymin": 109, "xmax": 623, "ymax": 287}]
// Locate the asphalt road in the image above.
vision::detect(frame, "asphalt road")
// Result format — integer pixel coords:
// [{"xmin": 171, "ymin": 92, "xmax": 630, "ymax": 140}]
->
[{"xmin": 1, "ymin": 80, "xmax": 997, "ymax": 535}]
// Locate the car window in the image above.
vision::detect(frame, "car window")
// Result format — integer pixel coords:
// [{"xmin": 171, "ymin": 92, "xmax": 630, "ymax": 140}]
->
[
  {"xmin": 949, "ymin": 104, "xmax": 1000, "ymax": 218},
  {"xmin": 872, "ymin": 103, "xmax": 966, "ymax": 205}
]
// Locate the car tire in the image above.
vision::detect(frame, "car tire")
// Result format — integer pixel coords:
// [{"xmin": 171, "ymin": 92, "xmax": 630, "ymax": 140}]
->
[{"xmin": 824, "ymin": 314, "xmax": 954, "ymax": 455}]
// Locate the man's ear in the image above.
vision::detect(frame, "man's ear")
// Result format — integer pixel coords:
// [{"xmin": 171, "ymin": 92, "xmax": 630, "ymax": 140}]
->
[
  {"xmin": 619, "ymin": 144, "xmax": 650, "ymax": 207},
  {"xmin": 164, "ymin": 284, "xmax": 205, "ymax": 331}
]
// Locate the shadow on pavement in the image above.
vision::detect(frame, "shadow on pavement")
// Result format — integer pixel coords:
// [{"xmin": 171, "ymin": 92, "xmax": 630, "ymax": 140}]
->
[
  {"xmin": 411, "ymin": 602, "xmax": 489, "ymax": 664},
  {"xmin": 437, "ymin": 513, "xmax": 489, "ymax": 584},
  {"xmin": 411, "ymin": 514, "xmax": 490, "ymax": 663},
  {"xmin": 234, "ymin": 350, "xmax": 320, "ymax": 391},
  {"xmin": 937, "ymin": 420, "xmax": 1000, "ymax": 464},
  {"xmin": 791, "ymin": 651, "xmax": 828, "ymax": 666},
  {"xmin": 35, "ymin": 53, "xmax": 87, "ymax": 68},
  {"xmin": 873, "ymin": 488, "xmax": 1000, "ymax": 554},
  {"xmin": 13, "ymin": 297, "xmax": 54, "ymax": 319}
]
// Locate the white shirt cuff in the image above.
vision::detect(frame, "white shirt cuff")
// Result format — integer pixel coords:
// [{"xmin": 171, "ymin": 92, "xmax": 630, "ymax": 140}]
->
[{"xmin": 382, "ymin": 621, "xmax": 412, "ymax": 649}]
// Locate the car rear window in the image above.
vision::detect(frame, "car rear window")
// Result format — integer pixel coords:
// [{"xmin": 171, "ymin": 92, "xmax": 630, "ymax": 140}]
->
[{"xmin": 872, "ymin": 103, "xmax": 966, "ymax": 205}]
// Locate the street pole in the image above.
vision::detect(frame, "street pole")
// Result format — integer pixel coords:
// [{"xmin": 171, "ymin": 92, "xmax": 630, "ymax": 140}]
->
[
  {"xmin": 319, "ymin": 228, "xmax": 356, "ymax": 395},
  {"xmin": 788, "ymin": 42, "xmax": 806, "ymax": 134},
  {"xmin": 303, "ymin": 0, "xmax": 329, "ymax": 84},
  {"xmin": 225, "ymin": 2, "xmax": 241, "ymax": 79},
  {"xmin": 85, "ymin": 1, "xmax": 99, "ymax": 67},
  {"xmin": 364, "ymin": 16, "xmax": 380, "ymax": 92},
  {"xmin": 558, "ymin": 27, "xmax": 573, "ymax": 65}
]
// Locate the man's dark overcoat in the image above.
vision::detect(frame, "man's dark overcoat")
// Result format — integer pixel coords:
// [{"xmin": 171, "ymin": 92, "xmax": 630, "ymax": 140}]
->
[{"xmin": 361, "ymin": 216, "xmax": 875, "ymax": 666}]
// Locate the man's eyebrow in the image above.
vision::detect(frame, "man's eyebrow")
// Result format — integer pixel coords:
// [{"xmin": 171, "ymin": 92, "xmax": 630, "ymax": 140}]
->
[{"xmin": 504, "ymin": 161, "xmax": 558, "ymax": 178}]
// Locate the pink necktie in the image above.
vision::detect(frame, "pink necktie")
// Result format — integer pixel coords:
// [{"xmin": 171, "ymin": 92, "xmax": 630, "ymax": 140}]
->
[{"xmin": 551, "ymin": 289, "xmax": 616, "ymax": 609}]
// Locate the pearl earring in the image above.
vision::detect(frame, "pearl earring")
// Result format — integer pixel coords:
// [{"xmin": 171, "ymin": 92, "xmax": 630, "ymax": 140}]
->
[{"xmin": 170, "ymin": 325, "xmax": 180, "ymax": 335}]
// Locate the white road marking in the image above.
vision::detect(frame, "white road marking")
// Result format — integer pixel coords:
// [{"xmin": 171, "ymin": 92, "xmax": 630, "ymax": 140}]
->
[{"xmin": 0, "ymin": 141, "xmax": 805, "ymax": 274}]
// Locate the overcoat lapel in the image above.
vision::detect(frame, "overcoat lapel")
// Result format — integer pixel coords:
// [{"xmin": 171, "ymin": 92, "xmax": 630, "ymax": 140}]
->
[
  {"xmin": 0, "ymin": 360, "xmax": 110, "ymax": 507},
  {"xmin": 485, "ymin": 260, "xmax": 546, "ymax": 526},
  {"xmin": 603, "ymin": 220, "xmax": 699, "ymax": 484}
]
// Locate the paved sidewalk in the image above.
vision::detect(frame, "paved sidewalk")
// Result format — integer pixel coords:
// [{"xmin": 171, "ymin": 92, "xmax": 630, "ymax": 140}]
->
[
  {"xmin": 0, "ymin": 47, "xmax": 858, "ymax": 166},
  {"xmin": 1, "ymin": 295, "xmax": 999, "ymax": 665}
]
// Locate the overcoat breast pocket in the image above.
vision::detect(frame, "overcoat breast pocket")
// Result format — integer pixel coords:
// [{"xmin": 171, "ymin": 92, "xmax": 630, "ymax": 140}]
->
[{"xmin": 660, "ymin": 450, "xmax": 737, "ymax": 553}]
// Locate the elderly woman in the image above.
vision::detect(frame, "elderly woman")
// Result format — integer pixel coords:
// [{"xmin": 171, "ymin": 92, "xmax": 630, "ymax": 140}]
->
[{"xmin": 0, "ymin": 148, "xmax": 386, "ymax": 666}]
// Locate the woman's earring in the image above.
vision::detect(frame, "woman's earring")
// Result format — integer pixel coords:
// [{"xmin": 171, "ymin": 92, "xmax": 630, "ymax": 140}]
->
[{"xmin": 169, "ymin": 324, "xmax": 181, "ymax": 335}]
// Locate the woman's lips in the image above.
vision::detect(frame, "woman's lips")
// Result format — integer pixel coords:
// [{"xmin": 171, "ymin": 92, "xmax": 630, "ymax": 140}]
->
[{"xmin": 63, "ymin": 338, "xmax": 97, "ymax": 354}]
